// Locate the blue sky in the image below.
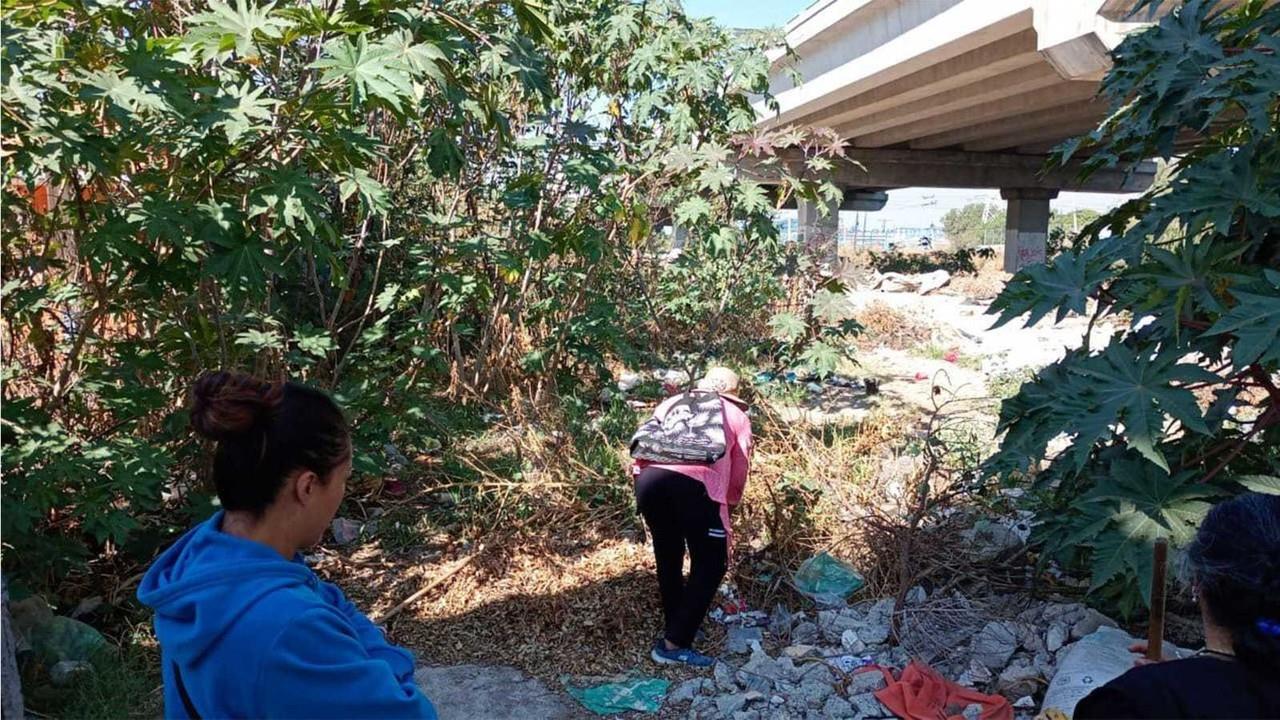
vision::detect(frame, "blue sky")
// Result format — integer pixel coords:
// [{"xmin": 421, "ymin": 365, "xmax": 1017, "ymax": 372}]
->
[{"xmin": 683, "ymin": 0, "xmax": 809, "ymax": 28}]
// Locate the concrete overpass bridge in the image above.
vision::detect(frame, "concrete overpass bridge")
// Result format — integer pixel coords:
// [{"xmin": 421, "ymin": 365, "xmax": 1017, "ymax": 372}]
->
[{"xmin": 752, "ymin": 0, "xmax": 1163, "ymax": 271}]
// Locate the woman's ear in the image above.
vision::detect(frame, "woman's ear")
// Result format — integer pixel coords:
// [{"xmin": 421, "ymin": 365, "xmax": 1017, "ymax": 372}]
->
[{"xmin": 293, "ymin": 469, "xmax": 321, "ymax": 505}]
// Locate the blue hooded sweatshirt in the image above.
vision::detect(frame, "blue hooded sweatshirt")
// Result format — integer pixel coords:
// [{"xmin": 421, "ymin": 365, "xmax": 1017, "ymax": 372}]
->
[{"xmin": 138, "ymin": 512, "xmax": 437, "ymax": 719}]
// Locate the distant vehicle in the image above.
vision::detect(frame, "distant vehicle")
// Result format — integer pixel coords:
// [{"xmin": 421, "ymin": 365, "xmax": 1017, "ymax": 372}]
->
[
  {"xmin": 918, "ymin": 236, "xmax": 932, "ymax": 249},
  {"xmin": 885, "ymin": 242, "xmax": 897, "ymax": 252}
]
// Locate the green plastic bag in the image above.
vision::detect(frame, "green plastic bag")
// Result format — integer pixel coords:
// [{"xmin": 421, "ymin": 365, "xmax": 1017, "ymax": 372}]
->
[
  {"xmin": 793, "ymin": 551, "xmax": 865, "ymax": 606},
  {"xmin": 564, "ymin": 675, "xmax": 670, "ymax": 715}
]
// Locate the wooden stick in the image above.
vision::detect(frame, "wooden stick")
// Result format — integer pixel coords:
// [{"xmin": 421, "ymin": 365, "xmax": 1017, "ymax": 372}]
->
[
  {"xmin": 373, "ymin": 547, "xmax": 482, "ymax": 624},
  {"xmin": 1147, "ymin": 538, "xmax": 1169, "ymax": 662}
]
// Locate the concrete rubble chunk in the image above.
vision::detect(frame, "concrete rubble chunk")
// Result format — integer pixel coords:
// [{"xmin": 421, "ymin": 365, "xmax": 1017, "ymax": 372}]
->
[
  {"xmin": 717, "ymin": 693, "xmax": 749, "ymax": 716},
  {"xmin": 796, "ymin": 679, "xmax": 836, "ymax": 707},
  {"xmin": 858, "ymin": 598, "xmax": 895, "ymax": 645},
  {"xmin": 840, "ymin": 629, "xmax": 866, "ymax": 654},
  {"xmin": 792, "ymin": 620, "xmax": 820, "ymax": 645},
  {"xmin": 905, "ymin": 585, "xmax": 927, "ymax": 604},
  {"xmin": 849, "ymin": 691, "xmax": 892, "ymax": 718},
  {"xmin": 963, "ymin": 703, "xmax": 984, "ymax": 720},
  {"xmin": 1046, "ymin": 623, "xmax": 1068, "ymax": 653},
  {"xmin": 739, "ymin": 646, "xmax": 780, "ymax": 693},
  {"xmin": 782, "ymin": 644, "xmax": 821, "ymax": 659},
  {"xmin": 996, "ymin": 663, "xmax": 1042, "ymax": 698},
  {"xmin": 715, "ymin": 659, "xmax": 742, "ymax": 692},
  {"xmin": 818, "ymin": 610, "xmax": 862, "ymax": 642},
  {"xmin": 669, "ymin": 678, "xmax": 714, "ymax": 705},
  {"xmin": 822, "ymin": 694, "xmax": 856, "ymax": 718},
  {"xmin": 727, "ymin": 624, "xmax": 765, "ymax": 655},
  {"xmin": 971, "ymin": 621, "xmax": 1019, "ymax": 669},
  {"xmin": 847, "ymin": 669, "xmax": 888, "ymax": 695},
  {"xmin": 1071, "ymin": 609, "xmax": 1118, "ymax": 640}
]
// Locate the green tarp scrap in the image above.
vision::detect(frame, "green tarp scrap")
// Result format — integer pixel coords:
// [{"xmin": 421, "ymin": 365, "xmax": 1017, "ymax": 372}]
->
[
  {"xmin": 563, "ymin": 674, "xmax": 670, "ymax": 715},
  {"xmin": 793, "ymin": 551, "xmax": 865, "ymax": 606}
]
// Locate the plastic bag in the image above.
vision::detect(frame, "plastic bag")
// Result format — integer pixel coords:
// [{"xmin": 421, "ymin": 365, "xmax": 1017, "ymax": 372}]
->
[
  {"xmin": 793, "ymin": 552, "xmax": 865, "ymax": 606},
  {"xmin": 1041, "ymin": 626, "xmax": 1187, "ymax": 718},
  {"xmin": 564, "ymin": 675, "xmax": 670, "ymax": 715}
]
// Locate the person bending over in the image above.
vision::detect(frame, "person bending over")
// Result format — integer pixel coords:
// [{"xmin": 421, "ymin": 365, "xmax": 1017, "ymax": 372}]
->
[
  {"xmin": 632, "ymin": 367, "xmax": 752, "ymax": 668},
  {"xmin": 1076, "ymin": 492, "xmax": 1280, "ymax": 719},
  {"xmin": 139, "ymin": 372, "xmax": 437, "ymax": 719}
]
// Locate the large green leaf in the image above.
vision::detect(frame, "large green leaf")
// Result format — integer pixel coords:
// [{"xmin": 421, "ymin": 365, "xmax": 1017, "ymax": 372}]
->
[
  {"xmin": 312, "ymin": 34, "xmax": 415, "ymax": 111},
  {"xmin": 186, "ymin": 0, "xmax": 287, "ymax": 62},
  {"xmin": 1202, "ymin": 270, "xmax": 1280, "ymax": 369},
  {"xmin": 1071, "ymin": 344, "xmax": 1217, "ymax": 471}
]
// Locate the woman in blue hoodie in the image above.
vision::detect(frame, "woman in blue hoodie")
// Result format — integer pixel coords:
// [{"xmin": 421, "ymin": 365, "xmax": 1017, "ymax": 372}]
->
[{"xmin": 138, "ymin": 372, "xmax": 437, "ymax": 719}]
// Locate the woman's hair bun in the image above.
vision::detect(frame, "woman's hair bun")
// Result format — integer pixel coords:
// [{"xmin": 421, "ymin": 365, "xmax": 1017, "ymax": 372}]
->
[{"xmin": 190, "ymin": 371, "xmax": 284, "ymax": 442}]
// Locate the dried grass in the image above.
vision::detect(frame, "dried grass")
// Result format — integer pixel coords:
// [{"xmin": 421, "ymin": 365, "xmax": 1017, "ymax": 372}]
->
[{"xmin": 853, "ymin": 302, "xmax": 935, "ymax": 351}]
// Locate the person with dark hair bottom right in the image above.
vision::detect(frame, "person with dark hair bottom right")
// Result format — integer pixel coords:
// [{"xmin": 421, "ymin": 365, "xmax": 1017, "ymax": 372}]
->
[
  {"xmin": 1076, "ymin": 492, "xmax": 1280, "ymax": 719},
  {"xmin": 137, "ymin": 372, "xmax": 437, "ymax": 719}
]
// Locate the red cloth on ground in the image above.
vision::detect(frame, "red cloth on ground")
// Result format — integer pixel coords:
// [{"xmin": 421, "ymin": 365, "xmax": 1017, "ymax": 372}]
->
[{"xmin": 855, "ymin": 661, "xmax": 1013, "ymax": 720}]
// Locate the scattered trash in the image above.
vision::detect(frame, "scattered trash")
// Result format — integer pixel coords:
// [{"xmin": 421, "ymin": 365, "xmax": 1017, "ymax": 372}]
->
[
  {"xmin": 914, "ymin": 371, "xmax": 929, "ymax": 381},
  {"xmin": 831, "ymin": 654, "xmax": 874, "ymax": 673},
  {"xmin": 10, "ymin": 600, "xmax": 108, "ymax": 666},
  {"xmin": 793, "ymin": 552, "xmax": 865, "ymax": 606},
  {"xmin": 867, "ymin": 661, "xmax": 1012, "ymax": 720},
  {"xmin": 564, "ymin": 675, "xmax": 670, "ymax": 715},
  {"xmin": 330, "ymin": 517, "xmax": 362, "ymax": 545},
  {"xmin": 943, "ymin": 349, "xmax": 959, "ymax": 363}
]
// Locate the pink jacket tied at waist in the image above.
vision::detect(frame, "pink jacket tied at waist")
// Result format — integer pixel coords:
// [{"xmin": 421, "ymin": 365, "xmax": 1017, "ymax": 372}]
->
[{"xmin": 634, "ymin": 393, "xmax": 753, "ymax": 548}]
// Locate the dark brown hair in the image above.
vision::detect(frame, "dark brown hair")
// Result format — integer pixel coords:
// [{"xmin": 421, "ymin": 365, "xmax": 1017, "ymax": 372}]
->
[
  {"xmin": 190, "ymin": 371, "xmax": 350, "ymax": 514},
  {"xmin": 1186, "ymin": 492, "xmax": 1280, "ymax": 673}
]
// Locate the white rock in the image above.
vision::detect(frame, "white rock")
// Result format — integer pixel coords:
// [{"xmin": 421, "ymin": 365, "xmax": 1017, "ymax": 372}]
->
[
  {"xmin": 971, "ymin": 621, "xmax": 1019, "ymax": 669},
  {"xmin": 905, "ymin": 585, "xmax": 927, "ymax": 605},
  {"xmin": 840, "ymin": 629, "xmax": 866, "ymax": 654},
  {"xmin": 1045, "ymin": 623, "xmax": 1067, "ymax": 653},
  {"xmin": 1014, "ymin": 696, "xmax": 1036, "ymax": 709},
  {"xmin": 962, "ymin": 703, "xmax": 984, "ymax": 720}
]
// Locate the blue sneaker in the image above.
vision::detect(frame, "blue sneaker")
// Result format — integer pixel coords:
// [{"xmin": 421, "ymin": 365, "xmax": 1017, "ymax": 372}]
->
[{"xmin": 651, "ymin": 640, "xmax": 716, "ymax": 668}]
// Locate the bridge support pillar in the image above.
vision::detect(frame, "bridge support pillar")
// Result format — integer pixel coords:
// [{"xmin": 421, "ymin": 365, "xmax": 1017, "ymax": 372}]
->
[
  {"xmin": 798, "ymin": 196, "xmax": 840, "ymax": 267},
  {"xmin": 1001, "ymin": 188, "xmax": 1058, "ymax": 272}
]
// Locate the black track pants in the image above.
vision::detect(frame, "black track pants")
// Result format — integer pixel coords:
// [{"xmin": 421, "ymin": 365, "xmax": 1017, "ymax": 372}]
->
[{"xmin": 634, "ymin": 467, "xmax": 729, "ymax": 648}]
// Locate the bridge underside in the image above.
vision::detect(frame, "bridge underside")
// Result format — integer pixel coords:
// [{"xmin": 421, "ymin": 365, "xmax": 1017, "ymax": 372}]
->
[{"xmin": 753, "ymin": 0, "xmax": 1166, "ymax": 270}]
